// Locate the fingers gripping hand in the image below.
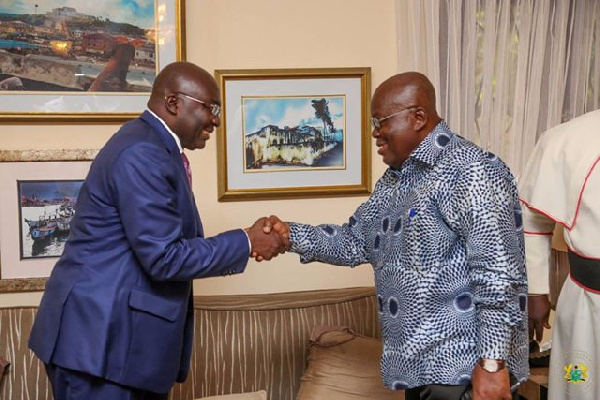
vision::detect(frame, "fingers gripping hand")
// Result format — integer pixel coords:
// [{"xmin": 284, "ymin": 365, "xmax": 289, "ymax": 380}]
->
[
  {"xmin": 267, "ymin": 215, "xmax": 290, "ymax": 247},
  {"xmin": 246, "ymin": 217, "xmax": 288, "ymax": 261}
]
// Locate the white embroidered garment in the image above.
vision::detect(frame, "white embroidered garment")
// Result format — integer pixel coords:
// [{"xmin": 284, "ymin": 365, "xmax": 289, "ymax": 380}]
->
[
  {"xmin": 519, "ymin": 109, "xmax": 600, "ymax": 400},
  {"xmin": 519, "ymin": 109, "xmax": 600, "ymax": 293},
  {"xmin": 519, "ymin": 109, "xmax": 600, "ymax": 229}
]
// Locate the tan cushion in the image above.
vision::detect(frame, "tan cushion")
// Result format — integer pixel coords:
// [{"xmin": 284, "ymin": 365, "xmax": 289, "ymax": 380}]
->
[
  {"xmin": 296, "ymin": 326, "xmax": 402, "ymax": 400},
  {"xmin": 198, "ymin": 390, "xmax": 267, "ymax": 400}
]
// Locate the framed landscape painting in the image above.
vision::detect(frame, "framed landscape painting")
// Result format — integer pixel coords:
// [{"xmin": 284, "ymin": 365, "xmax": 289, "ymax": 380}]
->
[
  {"xmin": 0, "ymin": 0, "xmax": 185, "ymax": 121},
  {"xmin": 18, "ymin": 180, "xmax": 83, "ymax": 260},
  {"xmin": 215, "ymin": 68, "xmax": 372, "ymax": 201},
  {"xmin": 0, "ymin": 149, "xmax": 98, "ymax": 293}
]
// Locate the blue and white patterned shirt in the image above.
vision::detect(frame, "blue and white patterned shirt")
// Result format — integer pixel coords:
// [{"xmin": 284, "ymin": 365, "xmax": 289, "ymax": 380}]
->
[{"xmin": 289, "ymin": 122, "xmax": 529, "ymax": 390}]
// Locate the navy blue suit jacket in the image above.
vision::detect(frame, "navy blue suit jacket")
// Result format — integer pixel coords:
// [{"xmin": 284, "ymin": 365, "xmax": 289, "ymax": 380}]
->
[{"xmin": 28, "ymin": 111, "xmax": 250, "ymax": 393}]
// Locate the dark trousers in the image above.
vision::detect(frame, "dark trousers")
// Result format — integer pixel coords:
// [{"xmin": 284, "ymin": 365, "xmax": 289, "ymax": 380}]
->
[
  {"xmin": 45, "ymin": 363, "xmax": 168, "ymax": 400},
  {"xmin": 405, "ymin": 384, "xmax": 468, "ymax": 400}
]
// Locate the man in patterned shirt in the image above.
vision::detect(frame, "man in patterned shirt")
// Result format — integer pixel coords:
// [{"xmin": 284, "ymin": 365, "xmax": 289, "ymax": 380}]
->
[{"xmin": 266, "ymin": 72, "xmax": 529, "ymax": 400}]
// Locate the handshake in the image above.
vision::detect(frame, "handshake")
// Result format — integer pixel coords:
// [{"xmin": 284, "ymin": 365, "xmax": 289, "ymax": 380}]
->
[{"xmin": 244, "ymin": 215, "xmax": 290, "ymax": 261}]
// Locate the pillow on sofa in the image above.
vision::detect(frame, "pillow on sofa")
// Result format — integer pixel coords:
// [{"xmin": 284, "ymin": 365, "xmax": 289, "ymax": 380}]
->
[
  {"xmin": 198, "ymin": 390, "xmax": 267, "ymax": 400},
  {"xmin": 296, "ymin": 326, "xmax": 401, "ymax": 400}
]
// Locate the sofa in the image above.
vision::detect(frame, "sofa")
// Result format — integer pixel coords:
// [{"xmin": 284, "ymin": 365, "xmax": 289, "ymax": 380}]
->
[
  {"xmin": 1, "ymin": 283, "xmax": 554, "ymax": 400},
  {"xmin": 1, "ymin": 286, "xmax": 393, "ymax": 400}
]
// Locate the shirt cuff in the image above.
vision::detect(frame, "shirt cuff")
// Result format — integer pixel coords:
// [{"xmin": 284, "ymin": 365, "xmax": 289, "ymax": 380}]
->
[
  {"xmin": 478, "ymin": 324, "xmax": 510, "ymax": 360},
  {"xmin": 289, "ymin": 223, "xmax": 313, "ymax": 254},
  {"xmin": 242, "ymin": 229, "xmax": 252, "ymax": 257}
]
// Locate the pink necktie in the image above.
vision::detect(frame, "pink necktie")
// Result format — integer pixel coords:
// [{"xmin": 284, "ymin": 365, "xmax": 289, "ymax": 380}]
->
[{"xmin": 181, "ymin": 152, "xmax": 192, "ymax": 187}]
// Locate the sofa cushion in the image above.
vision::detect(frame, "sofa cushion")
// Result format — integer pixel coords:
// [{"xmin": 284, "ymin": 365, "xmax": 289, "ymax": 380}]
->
[
  {"xmin": 198, "ymin": 390, "xmax": 267, "ymax": 400},
  {"xmin": 296, "ymin": 326, "xmax": 401, "ymax": 399}
]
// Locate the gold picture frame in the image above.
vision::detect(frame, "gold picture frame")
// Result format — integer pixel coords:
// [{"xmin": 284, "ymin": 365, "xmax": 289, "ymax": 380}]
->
[
  {"xmin": 0, "ymin": 0, "xmax": 185, "ymax": 122},
  {"xmin": 215, "ymin": 67, "xmax": 372, "ymax": 201},
  {"xmin": 0, "ymin": 149, "xmax": 98, "ymax": 293}
]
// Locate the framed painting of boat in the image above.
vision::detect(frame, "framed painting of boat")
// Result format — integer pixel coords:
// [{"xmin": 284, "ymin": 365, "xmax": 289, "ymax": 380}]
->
[
  {"xmin": 18, "ymin": 180, "xmax": 82, "ymax": 259},
  {"xmin": 0, "ymin": 0, "xmax": 185, "ymax": 122},
  {"xmin": 215, "ymin": 67, "xmax": 372, "ymax": 201},
  {"xmin": 0, "ymin": 149, "xmax": 98, "ymax": 293}
]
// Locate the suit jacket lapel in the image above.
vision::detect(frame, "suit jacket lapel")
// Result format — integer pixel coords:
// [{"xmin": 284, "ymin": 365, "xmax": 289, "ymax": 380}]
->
[{"xmin": 140, "ymin": 111, "xmax": 204, "ymax": 237}]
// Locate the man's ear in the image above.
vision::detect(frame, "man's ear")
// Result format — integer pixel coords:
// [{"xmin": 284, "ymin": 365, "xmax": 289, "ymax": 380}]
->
[
  {"xmin": 164, "ymin": 93, "xmax": 179, "ymax": 115},
  {"xmin": 412, "ymin": 107, "xmax": 428, "ymax": 131}
]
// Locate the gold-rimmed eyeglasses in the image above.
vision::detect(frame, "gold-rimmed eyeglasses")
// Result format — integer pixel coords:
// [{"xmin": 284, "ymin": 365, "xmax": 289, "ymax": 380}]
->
[
  {"xmin": 175, "ymin": 92, "xmax": 221, "ymax": 117},
  {"xmin": 371, "ymin": 105, "xmax": 419, "ymax": 130}
]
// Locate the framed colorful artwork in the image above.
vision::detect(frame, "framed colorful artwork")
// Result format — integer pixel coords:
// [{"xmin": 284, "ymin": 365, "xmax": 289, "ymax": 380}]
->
[
  {"xmin": 0, "ymin": 0, "xmax": 185, "ymax": 122},
  {"xmin": 0, "ymin": 149, "xmax": 98, "ymax": 292},
  {"xmin": 18, "ymin": 180, "xmax": 83, "ymax": 260},
  {"xmin": 215, "ymin": 67, "xmax": 372, "ymax": 201}
]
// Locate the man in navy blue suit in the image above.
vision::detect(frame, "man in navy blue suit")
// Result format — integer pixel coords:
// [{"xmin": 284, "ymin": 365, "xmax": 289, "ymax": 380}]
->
[{"xmin": 28, "ymin": 62, "xmax": 287, "ymax": 400}]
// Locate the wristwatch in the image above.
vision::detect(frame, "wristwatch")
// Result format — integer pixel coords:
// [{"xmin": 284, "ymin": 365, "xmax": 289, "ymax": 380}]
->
[{"xmin": 478, "ymin": 358, "xmax": 506, "ymax": 373}]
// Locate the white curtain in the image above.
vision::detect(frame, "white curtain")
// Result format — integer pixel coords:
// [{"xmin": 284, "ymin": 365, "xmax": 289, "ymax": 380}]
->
[{"xmin": 395, "ymin": 0, "xmax": 600, "ymax": 177}]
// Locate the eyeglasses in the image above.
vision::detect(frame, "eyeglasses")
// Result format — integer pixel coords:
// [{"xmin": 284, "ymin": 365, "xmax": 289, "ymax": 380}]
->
[
  {"xmin": 175, "ymin": 92, "xmax": 221, "ymax": 117},
  {"xmin": 371, "ymin": 105, "xmax": 419, "ymax": 130}
]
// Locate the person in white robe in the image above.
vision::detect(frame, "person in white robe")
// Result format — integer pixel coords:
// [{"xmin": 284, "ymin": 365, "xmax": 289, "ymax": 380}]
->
[{"xmin": 519, "ymin": 108, "xmax": 600, "ymax": 400}]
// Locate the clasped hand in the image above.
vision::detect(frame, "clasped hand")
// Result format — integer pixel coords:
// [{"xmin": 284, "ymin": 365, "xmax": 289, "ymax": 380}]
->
[{"xmin": 245, "ymin": 216, "xmax": 290, "ymax": 261}]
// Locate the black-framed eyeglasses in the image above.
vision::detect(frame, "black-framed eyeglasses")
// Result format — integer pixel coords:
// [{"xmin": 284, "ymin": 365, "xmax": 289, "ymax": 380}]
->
[
  {"xmin": 371, "ymin": 105, "xmax": 419, "ymax": 130},
  {"xmin": 175, "ymin": 92, "xmax": 221, "ymax": 117}
]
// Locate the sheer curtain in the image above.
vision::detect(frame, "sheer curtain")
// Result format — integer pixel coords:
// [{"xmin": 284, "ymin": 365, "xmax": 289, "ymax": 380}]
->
[{"xmin": 395, "ymin": 0, "xmax": 600, "ymax": 177}]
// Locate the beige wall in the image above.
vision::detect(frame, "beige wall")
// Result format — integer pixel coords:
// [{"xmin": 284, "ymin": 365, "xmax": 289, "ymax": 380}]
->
[{"xmin": 0, "ymin": 0, "xmax": 398, "ymax": 306}]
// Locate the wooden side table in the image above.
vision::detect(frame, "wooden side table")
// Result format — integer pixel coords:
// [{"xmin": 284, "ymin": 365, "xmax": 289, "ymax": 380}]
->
[{"xmin": 517, "ymin": 368, "xmax": 549, "ymax": 400}]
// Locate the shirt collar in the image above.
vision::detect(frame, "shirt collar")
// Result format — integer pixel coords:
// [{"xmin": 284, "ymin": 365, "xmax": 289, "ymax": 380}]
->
[
  {"xmin": 146, "ymin": 109, "xmax": 182, "ymax": 153},
  {"xmin": 409, "ymin": 120, "xmax": 455, "ymax": 167}
]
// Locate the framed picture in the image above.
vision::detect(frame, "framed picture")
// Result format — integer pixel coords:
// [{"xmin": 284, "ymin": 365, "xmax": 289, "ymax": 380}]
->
[
  {"xmin": 0, "ymin": 149, "xmax": 98, "ymax": 293},
  {"xmin": 18, "ymin": 180, "xmax": 83, "ymax": 259},
  {"xmin": 0, "ymin": 0, "xmax": 185, "ymax": 122},
  {"xmin": 215, "ymin": 67, "xmax": 372, "ymax": 201}
]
